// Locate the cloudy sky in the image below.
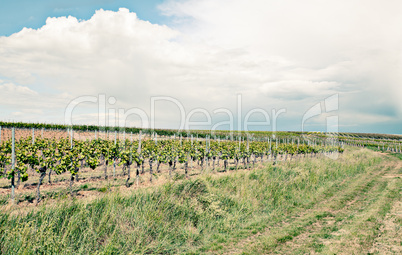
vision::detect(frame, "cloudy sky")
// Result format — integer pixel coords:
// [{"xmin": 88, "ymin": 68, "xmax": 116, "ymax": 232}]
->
[{"xmin": 0, "ymin": 0, "xmax": 401, "ymax": 134}]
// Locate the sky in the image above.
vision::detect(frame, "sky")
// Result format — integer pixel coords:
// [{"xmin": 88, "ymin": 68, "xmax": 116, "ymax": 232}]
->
[{"xmin": 0, "ymin": 0, "xmax": 401, "ymax": 134}]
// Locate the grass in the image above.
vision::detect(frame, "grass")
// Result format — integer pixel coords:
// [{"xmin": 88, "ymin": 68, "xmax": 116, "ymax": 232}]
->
[
  {"xmin": 0, "ymin": 147, "xmax": 399, "ymax": 254},
  {"xmin": 366, "ymin": 145, "xmax": 402, "ymax": 160}
]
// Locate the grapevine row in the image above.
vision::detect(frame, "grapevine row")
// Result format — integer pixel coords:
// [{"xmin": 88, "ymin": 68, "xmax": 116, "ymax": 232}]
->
[{"xmin": 0, "ymin": 130, "xmax": 343, "ymax": 204}]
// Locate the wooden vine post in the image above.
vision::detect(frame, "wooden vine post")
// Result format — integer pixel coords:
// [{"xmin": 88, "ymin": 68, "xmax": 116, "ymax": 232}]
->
[
  {"xmin": 113, "ymin": 131, "xmax": 117, "ymax": 178},
  {"xmin": 11, "ymin": 128, "xmax": 15, "ymax": 203},
  {"xmin": 136, "ymin": 130, "xmax": 142, "ymax": 186}
]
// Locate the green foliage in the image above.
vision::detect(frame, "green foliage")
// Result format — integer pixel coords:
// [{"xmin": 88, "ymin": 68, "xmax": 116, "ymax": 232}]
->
[
  {"xmin": 0, "ymin": 133, "xmax": 342, "ymax": 187},
  {"xmin": 80, "ymin": 184, "xmax": 89, "ymax": 190},
  {"xmin": 0, "ymin": 148, "xmax": 384, "ymax": 254},
  {"xmin": 97, "ymin": 187, "xmax": 108, "ymax": 193}
]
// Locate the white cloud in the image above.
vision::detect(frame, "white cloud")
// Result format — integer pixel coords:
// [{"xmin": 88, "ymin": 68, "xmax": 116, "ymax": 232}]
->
[
  {"xmin": 160, "ymin": 0, "xmax": 402, "ymax": 130},
  {"xmin": 0, "ymin": 4, "xmax": 401, "ymax": 133},
  {"xmin": 0, "ymin": 80, "xmax": 73, "ymax": 122},
  {"xmin": 260, "ymin": 80, "xmax": 340, "ymax": 100},
  {"xmin": 0, "ymin": 8, "xmax": 286, "ymax": 128},
  {"xmin": 0, "ymin": 82, "xmax": 37, "ymax": 95}
]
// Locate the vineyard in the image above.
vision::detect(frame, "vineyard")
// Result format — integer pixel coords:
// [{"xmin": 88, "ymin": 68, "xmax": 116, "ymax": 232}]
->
[
  {"xmin": 0, "ymin": 124, "xmax": 401, "ymax": 254},
  {"xmin": 0, "ymin": 126, "xmax": 343, "ymax": 205}
]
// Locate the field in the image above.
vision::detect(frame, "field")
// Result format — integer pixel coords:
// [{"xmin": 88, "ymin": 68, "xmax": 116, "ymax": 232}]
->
[
  {"xmin": 0, "ymin": 126, "xmax": 401, "ymax": 254},
  {"xmin": 1, "ymin": 2, "xmax": 401, "ymax": 254}
]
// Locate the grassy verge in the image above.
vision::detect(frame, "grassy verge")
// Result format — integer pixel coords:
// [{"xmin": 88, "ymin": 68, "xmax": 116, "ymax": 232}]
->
[
  {"xmin": 366, "ymin": 145, "xmax": 402, "ymax": 160},
  {"xmin": 0, "ymin": 147, "xmax": 394, "ymax": 254}
]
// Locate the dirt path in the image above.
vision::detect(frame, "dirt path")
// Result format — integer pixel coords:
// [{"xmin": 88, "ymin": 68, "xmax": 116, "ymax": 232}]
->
[
  {"xmin": 220, "ymin": 152, "xmax": 402, "ymax": 254},
  {"xmin": 369, "ymin": 200, "xmax": 402, "ymax": 254}
]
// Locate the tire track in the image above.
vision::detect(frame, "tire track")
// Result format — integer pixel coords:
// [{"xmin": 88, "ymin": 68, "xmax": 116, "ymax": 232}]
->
[{"xmin": 222, "ymin": 151, "xmax": 398, "ymax": 254}]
